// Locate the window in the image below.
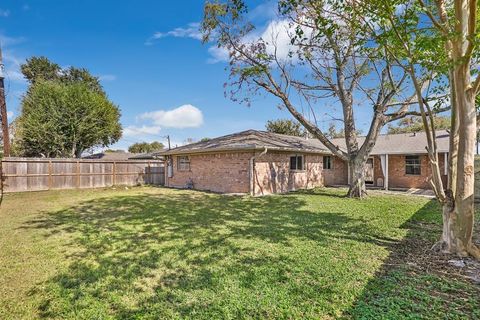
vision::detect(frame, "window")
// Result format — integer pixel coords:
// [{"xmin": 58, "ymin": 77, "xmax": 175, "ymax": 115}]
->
[
  {"xmin": 290, "ymin": 155, "xmax": 304, "ymax": 170},
  {"xmin": 177, "ymin": 156, "xmax": 190, "ymax": 171},
  {"xmin": 405, "ymin": 155, "xmax": 421, "ymax": 175},
  {"xmin": 323, "ymin": 156, "xmax": 332, "ymax": 169}
]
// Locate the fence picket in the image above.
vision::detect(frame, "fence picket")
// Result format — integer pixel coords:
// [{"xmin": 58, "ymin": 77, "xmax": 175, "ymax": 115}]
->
[{"xmin": 0, "ymin": 157, "xmax": 165, "ymax": 193}]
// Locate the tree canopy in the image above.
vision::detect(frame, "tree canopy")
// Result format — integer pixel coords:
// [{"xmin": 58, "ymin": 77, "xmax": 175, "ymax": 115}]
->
[
  {"xmin": 128, "ymin": 141, "xmax": 164, "ymax": 153},
  {"xmin": 21, "ymin": 56, "xmax": 103, "ymax": 93},
  {"xmin": 266, "ymin": 119, "xmax": 305, "ymax": 136},
  {"xmin": 15, "ymin": 57, "xmax": 121, "ymax": 158},
  {"xmin": 16, "ymin": 80, "xmax": 121, "ymax": 158},
  {"xmin": 387, "ymin": 116, "xmax": 451, "ymax": 134}
]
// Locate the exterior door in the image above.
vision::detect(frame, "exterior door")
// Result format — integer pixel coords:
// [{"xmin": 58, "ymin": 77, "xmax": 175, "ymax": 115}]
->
[{"xmin": 364, "ymin": 158, "xmax": 374, "ymax": 184}]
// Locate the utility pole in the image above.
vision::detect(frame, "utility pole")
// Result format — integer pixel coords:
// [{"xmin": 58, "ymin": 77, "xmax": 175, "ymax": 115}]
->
[
  {"xmin": 163, "ymin": 135, "xmax": 171, "ymax": 150},
  {"xmin": 0, "ymin": 43, "xmax": 11, "ymax": 157}
]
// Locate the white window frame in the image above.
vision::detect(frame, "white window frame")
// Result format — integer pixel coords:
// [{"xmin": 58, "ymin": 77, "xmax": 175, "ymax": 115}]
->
[
  {"xmin": 177, "ymin": 156, "xmax": 191, "ymax": 171},
  {"xmin": 405, "ymin": 155, "xmax": 421, "ymax": 175}
]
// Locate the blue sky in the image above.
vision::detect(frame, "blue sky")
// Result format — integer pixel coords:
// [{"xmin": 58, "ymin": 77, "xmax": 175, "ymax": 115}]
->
[{"xmin": 1, "ymin": 0, "xmax": 378, "ymax": 151}]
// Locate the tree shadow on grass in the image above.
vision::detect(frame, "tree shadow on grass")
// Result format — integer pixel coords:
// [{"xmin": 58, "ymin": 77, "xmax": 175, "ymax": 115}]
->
[
  {"xmin": 345, "ymin": 200, "xmax": 480, "ymax": 319},
  {"xmin": 20, "ymin": 188, "xmax": 469, "ymax": 319}
]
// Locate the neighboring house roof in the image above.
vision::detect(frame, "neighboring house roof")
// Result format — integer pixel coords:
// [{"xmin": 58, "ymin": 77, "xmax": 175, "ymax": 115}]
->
[
  {"xmin": 330, "ymin": 130, "xmax": 450, "ymax": 155},
  {"xmin": 128, "ymin": 152, "xmax": 165, "ymax": 160},
  {"xmin": 160, "ymin": 129, "xmax": 450, "ymax": 156},
  {"xmin": 159, "ymin": 130, "xmax": 330, "ymax": 155},
  {"xmin": 82, "ymin": 152, "xmax": 136, "ymax": 161}
]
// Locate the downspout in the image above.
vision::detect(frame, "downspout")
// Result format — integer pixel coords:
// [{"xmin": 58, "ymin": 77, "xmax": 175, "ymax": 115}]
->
[
  {"xmin": 249, "ymin": 147, "xmax": 268, "ymax": 196},
  {"xmin": 166, "ymin": 155, "xmax": 173, "ymax": 187}
]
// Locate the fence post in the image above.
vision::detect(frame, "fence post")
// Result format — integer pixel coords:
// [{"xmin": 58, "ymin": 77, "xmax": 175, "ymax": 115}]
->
[
  {"xmin": 112, "ymin": 161, "xmax": 116, "ymax": 186},
  {"xmin": 48, "ymin": 160, "xmax": 53, "ymax": 190},
  {"xmin": 0, "ymin": 159, "xmax": 3, "ymax": 199},
  {"xmin": 147, "ymin": 161, "xmax": 151, "ymax": 184},
  {"xmin": 76, "ymin": 161, "xmax": 80, "ymax": 188}
]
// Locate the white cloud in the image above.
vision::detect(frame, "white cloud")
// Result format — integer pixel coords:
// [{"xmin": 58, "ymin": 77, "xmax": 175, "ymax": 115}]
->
[
  {"xmin": 22, "ymin": 4, "xmax": 30, "ymax": 11},
  {"xmin": 0, "ymin": 9, "xmax": 10, "ymax": 17},
  {"xmin": 99, "ymin": 74, "xmax": 116, "ymax": 82},
  {"xmin": 146, "ymin": 22, "xmax": 202, "ymax": 45},
  {"xmin": 259, "ymin": 19, "xmax": 298, "ymax": 60},
  {"xmin": 139, "ymin": 104, "xmax": 204, "ymax": 128},
  {"xmin": 144, "ymin": 3, "xmax": 305, "ymax": 64},
  {"xmin": 207, "ymin": 46, "xmax": 229, "ymax": 64},
  {"xmin": 207, "ymin": 18, "xmax": 308, "ymax": 64},
  {"xmin": 123, "ymin": 125, "xmax": 162, "ymax": 137},
  {"xmin": 6, "ymin": 111, "xmax": 13, "ymax": 118}
]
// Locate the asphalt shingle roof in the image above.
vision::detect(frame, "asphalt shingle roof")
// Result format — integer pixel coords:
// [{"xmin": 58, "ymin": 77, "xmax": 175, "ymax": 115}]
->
[
  {"xmin": 159, "ymin": 129, "xmax": 450, "ymax": 156},
  {"xmin": 159, "ymin": 130, "xmax": 329, "ymax": 155},
  {"xmin": 82, "ymin": 152, "xmax": 137, "ymax": 161},
  {"xmin": 331, "ymin": 130, "xmax": 450, "ymax": 155}
]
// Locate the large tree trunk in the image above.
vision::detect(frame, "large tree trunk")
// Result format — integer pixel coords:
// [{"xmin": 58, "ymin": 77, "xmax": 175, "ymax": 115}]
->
[
  {"xmin": 447, "ymin": 68, "xmax": 479, "ymax": 258},
  {"xmin": 347, "ymin": 158, "xmax": 367, "ymax": 198},
  {"xmin": 434, "ymin": 54, "xmax": 479, "ymax": 258}
]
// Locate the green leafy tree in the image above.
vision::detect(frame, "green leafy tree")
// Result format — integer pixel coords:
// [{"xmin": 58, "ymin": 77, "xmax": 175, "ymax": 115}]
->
[
  {"xmin": 61, "ymin": 67, "xmax": 104, "ymax": 94},
  {"xmin": 266, "ymin": 119, "xmax": 305, "ymax": 137},
  {"xmin": 16, "ymin": 81, "xmax": 122, "ymax": 158},
  {"xmin": 128, "ymin": 141, "xmax": 164, "ymax": 153},
  {"xmin": 327, "ymin": 123, "xmax": 363, "ymax": 139},
  {"xmin": 20, "ymin": 56, "xmax": 61, "ymax": 84},
  {"xmin": 21, "ymin": 56, "xmax": 104, "ymax": 93},
  {"xmin": 387, "ymin": 116, "xmax": 451, "ymax": 134}
]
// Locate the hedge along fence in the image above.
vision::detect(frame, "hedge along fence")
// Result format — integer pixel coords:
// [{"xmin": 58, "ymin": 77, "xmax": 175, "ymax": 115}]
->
[{"xmin": 0, "ymin": 157, "xmax": 165, "ymax": 193}]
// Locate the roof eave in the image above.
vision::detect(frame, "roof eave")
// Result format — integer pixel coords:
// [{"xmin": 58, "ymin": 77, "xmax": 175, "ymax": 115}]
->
[{"xmin": 159, "ymin": 146, "xmax": 330, "ymax": 156}]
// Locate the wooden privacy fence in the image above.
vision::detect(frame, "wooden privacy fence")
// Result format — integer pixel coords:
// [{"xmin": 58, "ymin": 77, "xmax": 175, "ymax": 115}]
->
[{"xmin": 1, "ymin": 157, "xmax": 165, "ymax": 193}]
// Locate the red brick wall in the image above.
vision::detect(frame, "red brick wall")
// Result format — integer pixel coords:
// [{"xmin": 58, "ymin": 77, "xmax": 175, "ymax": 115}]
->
[
  {"xmin": 166, "ymin": 152, "xmax": 252, "ymax": 193},
  {"xmin": 373, "ymin": 153, "xmax": 447, "ymax": 189},
  {"xmin": 165, "ymin": 150, "xmax": 447, "ymax": 194},
  {"xmin": 253, "ymin": 152, "xmax": 325, "ymax": 195},
  {"xmin": 312, "ymin": 153, "xmax": 448, "ymax": 190},
  {"xmin": 323, "ymin": 156, "xmax": 348, "ymax": 186}
]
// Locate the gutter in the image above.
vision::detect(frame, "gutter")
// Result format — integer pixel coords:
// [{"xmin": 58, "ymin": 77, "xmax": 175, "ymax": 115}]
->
[{"xmin": 249, "ymin": 147, "xmax": 268, "ymax": 196}]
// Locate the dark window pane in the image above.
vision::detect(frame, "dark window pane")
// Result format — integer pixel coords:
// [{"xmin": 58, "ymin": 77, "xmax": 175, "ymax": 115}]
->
[
  {"xmin": 290, "ymin": 155, "xmax": 304, "ymax": 170},
  {"xmin": 323, "ymin": 156, "xmax": 331, "ymax": 169},
  {"xmin": 290, "ymin": 156, "xmax": 296, "ymax": 170},
  {"xmin": 405, "ymin": 156, "xmax": 421, "ymax": 175},
  {"xmin": 297, "ymin": 156, "xmax": 303, "ymax": 170}
]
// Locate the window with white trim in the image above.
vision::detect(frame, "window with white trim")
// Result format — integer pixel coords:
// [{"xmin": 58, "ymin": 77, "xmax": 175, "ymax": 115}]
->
[
  {"xmin": 290, "ymin": 155, "xmax": 304, "ymax": 170},
  {"xmin": 177, "ymin": 156, "xmax": 191, "ymax": 171},
  {"xmin": 405, "ymin": 155, "xmax": 421, "ymax": 175}
]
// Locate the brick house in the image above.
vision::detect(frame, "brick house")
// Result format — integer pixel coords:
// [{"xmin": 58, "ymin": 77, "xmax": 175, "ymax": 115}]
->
[{"xmin": 160, "ymin": 130, "xmax": 449, "ymax": 196}]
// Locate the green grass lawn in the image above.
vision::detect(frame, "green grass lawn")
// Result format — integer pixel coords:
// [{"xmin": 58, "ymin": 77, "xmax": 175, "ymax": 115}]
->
[{"xmin": 0, "ymin": 186, "xmax": 478, "ymax": 319}]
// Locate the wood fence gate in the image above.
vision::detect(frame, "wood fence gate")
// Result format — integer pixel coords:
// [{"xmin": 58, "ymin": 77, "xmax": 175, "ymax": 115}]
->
[{"xmin": 0, "ymin": 157, "xmax": 165, "ymax": 193}]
